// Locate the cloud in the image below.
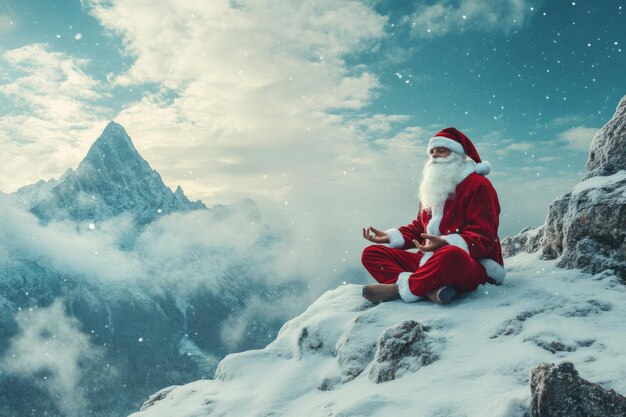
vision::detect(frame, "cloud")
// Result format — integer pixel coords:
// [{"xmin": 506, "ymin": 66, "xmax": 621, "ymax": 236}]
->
[
  {"xmin": 557, "ymin": 126, "xmax": 599, "ymax": 152},
  {"xmin": 0, "ymin": 44, "xmax": 110, "ymax": 193},
  {"xmin": 0, "ymin": 198, "xmax": 142, "ymax": 282},
  {"xmin": 406, "ymin": 0, "xmax": 535, "ymax": 38},
  {"xmin": 79, "ymin": 0, "xmax": 435, "ymax": 288},
  {"xmin": 81, "ymin": 0, "xmax": 387, "ymax": 199},
  {"xmin": 546, "ymin": 114, "xmax": 586, "ymax": 128},
  {"xmin": 0, "ymin": 300, "xmax": 104, "ymax": 417},
  {"xmin": 504, "ymin": 142, "xmax": 534, "ymax": 152}
]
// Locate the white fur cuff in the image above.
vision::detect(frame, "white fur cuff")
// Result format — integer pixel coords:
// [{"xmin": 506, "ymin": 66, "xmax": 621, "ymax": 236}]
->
[
  {"xmin": 479, "ymin": 258, "xmax": 506, "ymax": 284},
  {"xmin": 441, "ymin": 233, "xmax": 470, "ymax": 254},
  {"xmin": 397, "ymin": 272, "xmax": 420, "ymax": 303},
  {"xmin": 385, "ymin": 228, "xmax": 405, "ymax": 249}
]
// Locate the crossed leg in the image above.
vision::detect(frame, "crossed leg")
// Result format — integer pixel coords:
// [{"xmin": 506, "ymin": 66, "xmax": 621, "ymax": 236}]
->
[{"xmin": 361, "ymin": 244, "xmax": 488, "ymax": 303}]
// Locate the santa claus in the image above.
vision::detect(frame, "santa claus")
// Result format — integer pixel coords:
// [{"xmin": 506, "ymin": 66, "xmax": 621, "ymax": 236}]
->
[{"xmin": 361, "ymin": 127, "xmax": 505, "ymax": 305}]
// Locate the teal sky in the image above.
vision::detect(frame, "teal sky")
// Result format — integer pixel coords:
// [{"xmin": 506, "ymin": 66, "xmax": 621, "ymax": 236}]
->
[{"xmin": 0, "ymin": 0, "xmax": 624, "ymax": 242}]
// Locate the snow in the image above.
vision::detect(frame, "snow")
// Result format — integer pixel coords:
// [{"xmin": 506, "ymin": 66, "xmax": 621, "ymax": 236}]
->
[
  {"xmin": 571, "ymin": 169, "xmax": 626, "ymax": 195},
  {"xmin": 130, "ymin": 252, "xmax": 626, "ymax": 417}
]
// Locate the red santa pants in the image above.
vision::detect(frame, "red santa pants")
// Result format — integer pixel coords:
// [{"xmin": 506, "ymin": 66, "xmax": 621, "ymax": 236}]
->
[{"xmin": 361, "ymin": 244, "xmax": 488, "ymax": 297}]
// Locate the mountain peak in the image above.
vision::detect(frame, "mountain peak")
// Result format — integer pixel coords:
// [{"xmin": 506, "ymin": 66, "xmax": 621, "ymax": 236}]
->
[
  {"xmin": 28, "ymin": 122, "xmax": 206, "ymax": 224},
  {"xmin": 82, "ymin": 121, "xmax": 140, "ymax": 169}
]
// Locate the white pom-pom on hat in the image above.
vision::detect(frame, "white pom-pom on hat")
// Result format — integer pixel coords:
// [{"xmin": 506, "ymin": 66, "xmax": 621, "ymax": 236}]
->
[{"xmin": 475, "ymin": 161, "xmax": 491, "ymax": 175}]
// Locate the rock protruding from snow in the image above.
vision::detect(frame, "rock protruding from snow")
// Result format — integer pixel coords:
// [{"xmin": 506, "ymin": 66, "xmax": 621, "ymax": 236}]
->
[
  {"xmin": 585, "ymin": 95, "xmax": 626, "ymax": 179},
  {"xmin": 368, "ymin": 320, "xmax": 438, "ymax": 383},
  {"xmin": 530, "ymin": 362, "xmax": 626, "ymax": 417},
  {"xmin": 140, "ymin": 386, "xmax": 179, "ymax": 412},
  {"xmin": 27, "ymin": 121, "xmax": 206, "ymax": 225},
  {"xmin": 502, "ymin": 226, "xmax": 544, "ymax": 257},
  {"xmin": 503, "ymin": 96, "xmax": 626, "ymax": 282},
  {"xmin": 538, "ymin": 171, "xmax": 626, "ymax": 279}
]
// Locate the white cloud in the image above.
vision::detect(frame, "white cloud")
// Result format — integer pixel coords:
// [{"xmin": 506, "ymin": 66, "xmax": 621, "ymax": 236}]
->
[
  {"xmin": 558, "ymin": 126, "xmax": 599, "ymax": 152},
  {"xmin": 83, "ymin": 0, "xmax": 386, "ymax": 189},
  {"xmin": 80, "ymin": 0, "xmax": 435, "ymax": 284},
  {"xmin": 0, "ymin": 44, "xmax": 110, "ymax": 192},
  {"xmin": 504, "ymin": 142, "xmax": 534, "ymax": 152},
  {"xmin": 0, "ymin": 300, "xmax": 104, "ymax": 417},
  {"xmin": 406, "ymin": 0, "xmax": 534, "ymax": 38},
  {"xmin": 0, "ymin": 204, "xmax": 140, "ymax": 282},
  {"xmin": 546, "ymin": 114, "xmax": 586, "ymax": 128}
]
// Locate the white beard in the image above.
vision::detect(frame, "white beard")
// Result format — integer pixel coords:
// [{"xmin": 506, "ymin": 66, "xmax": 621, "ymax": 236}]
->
[{"xmin": 418, "ymin": 152, "xmax": 466, "ymax": 212}]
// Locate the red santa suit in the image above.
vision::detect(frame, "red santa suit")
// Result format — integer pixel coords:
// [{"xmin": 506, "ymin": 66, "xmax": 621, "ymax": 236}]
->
[{"xmin": 361, "ymin": 128, "xmax": 505, "ymax": 302}]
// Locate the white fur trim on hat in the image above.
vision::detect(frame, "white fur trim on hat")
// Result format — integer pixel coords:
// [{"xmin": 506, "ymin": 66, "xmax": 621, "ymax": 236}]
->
[
  {"xmin": 427, "ymin": 136, "xmax": 465, "ymax": 156},
  {"xmin": 384, "ymin": 228, "xmax": 405, "ymax": 249},
  {"xmin": 397, "ymin": 272, "xmax": 420, "ymax": 302}
]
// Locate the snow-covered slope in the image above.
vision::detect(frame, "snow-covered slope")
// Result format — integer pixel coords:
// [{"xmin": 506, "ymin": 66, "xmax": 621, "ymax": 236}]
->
[{"xmin": 130, "ymin": 252, "xmax": 626, "ymax": 417}]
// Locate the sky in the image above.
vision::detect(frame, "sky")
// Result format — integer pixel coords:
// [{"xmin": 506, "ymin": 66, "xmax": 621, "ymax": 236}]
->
[{"xmin": 0, "ymin": 0, "xmax": 624, "ymax": 248}]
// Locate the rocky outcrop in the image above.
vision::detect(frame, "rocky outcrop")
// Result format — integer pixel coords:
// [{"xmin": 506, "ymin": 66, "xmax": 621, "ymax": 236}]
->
[
  {"xmin": 140, "ymin": 386, "xmax": 178, "ymax": 412},
  {"xmin": 501, "ymin": 226, "xmax": 544, "ymax": 257},
  {"xmin": 539, "ymin": 171, "xmax": 626, "ymax": 279},
  {"xmin": 504, "ymin": 96, "xmax": 626, "ymax": 281},
  {"xmin": 585, "ymin": 96, "xmax": 626, "ymax": 179},
  {"xmin": 368, "ymin": 320, "xmax": 438, "ymax": 383},
  {"xmin": 530, "ymin": 362, "xmax": 626, "ymax": 417}
]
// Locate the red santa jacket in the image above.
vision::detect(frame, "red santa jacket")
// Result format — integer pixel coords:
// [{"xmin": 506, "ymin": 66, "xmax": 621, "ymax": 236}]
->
[{"xmin": 387, "ymin": 172, "xmax": 506, "ymax": 284}]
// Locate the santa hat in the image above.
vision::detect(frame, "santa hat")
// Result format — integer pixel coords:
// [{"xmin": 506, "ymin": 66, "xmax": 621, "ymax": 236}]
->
[{"xmin": 427, "ymin": 127, "xmax": 491, "ymax": 175}]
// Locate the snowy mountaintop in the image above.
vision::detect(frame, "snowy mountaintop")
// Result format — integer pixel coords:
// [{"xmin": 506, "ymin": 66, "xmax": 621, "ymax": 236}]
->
[
  {"xmin": 130, "ymin": 252, "xmax": 626, "ymax": 417},
  {"xmin": 18, "ymin": 121, "xmax": 206, "ymax": 225}
]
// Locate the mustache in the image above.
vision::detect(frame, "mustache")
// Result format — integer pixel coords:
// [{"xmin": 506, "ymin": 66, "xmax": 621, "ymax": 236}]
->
[{"xmin": 428, "ymin": 156, "xmax": 456, "ymax": 165}]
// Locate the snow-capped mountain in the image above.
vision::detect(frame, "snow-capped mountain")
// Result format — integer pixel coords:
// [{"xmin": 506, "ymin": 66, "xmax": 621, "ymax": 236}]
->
[
  {"xmin": 0, "ymin": 122, "xmax": 301, "ymax": 417},
  {"xmin": 19, "ymin": 121, "xmax": 205, "ymax": 225},
  {"xmin": 129, "ymin": 98, "xmax": 626, "ymax": 417}
]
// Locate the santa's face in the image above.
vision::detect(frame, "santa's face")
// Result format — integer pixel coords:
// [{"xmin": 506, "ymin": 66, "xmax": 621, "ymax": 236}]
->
[
  {"xmin": 429, "ymin": 146, "xmax": 451, "ymax": 159},
  {"xmin": 418, "ymin": 150, "xmax": 466, "ymax": 212}
]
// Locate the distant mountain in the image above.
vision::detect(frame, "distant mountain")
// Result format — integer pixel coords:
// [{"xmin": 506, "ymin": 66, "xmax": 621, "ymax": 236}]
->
[
  {"xmin": 20, "ymin": 121, "xmax": 205, "ymax": 225},
  {"xmin": 0, "ymin": 121, "xmax": 301, "ymax": 417}
]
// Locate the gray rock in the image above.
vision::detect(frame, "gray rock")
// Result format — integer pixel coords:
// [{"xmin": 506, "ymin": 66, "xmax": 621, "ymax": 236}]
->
[
  {"xmin": 538, "ymin": 174, "xmax": 626, "ymax": 280},
  {"xmin": 489, "ymin": 310, "xmax": 538, "ymax": 339},
  {"xmin": 140, "ymin": 385, "xmax": 178, "ymax": 411},
  {"xmin": 505, "ymin": 96, "xmax": 626, "ymax": 281},
  {"xmin": 502, "ymin": 226, "xmax": 544, "ymax": 257},
  {"xmin": 368, "ymin": 320, "xmax": 438, "ymax": 383},
  {"xmin": 525, "ymin": 226, "xmax": 544, "ymax": 254},
  {"xmin": 501, "ymin": 227, "xmax": 531, "ymax": 257},
  {"xmin": 526, "ymin": 334, "xmax": 578, "ymax": 354},
  {"xmin": 585, "ymin": 95, "xmax": 626, "ymax": 179},
  {"xmin": 530, "ymin": 362, "xmax": 626, "ymax": 417}
]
